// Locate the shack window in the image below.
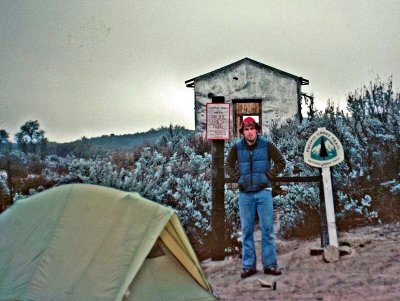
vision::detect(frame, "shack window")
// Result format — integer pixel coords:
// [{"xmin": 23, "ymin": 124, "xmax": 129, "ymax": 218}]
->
[{"xmin": 232, "ymin": 99, "xmax": 262, "ymax": 137}]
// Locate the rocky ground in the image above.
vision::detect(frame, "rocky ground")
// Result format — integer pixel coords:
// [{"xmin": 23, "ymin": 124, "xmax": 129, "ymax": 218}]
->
[{"xmin": 202, "ymin": 222, "xmax": 400, "ymax": 301}]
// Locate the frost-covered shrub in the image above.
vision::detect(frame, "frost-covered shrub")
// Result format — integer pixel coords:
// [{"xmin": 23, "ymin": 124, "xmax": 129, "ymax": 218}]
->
[
  {"xmin": 0, "ymin": 171, "xmax": 9, "ymax": 195},
  {"xmin": 115, "ymin": 139, "xmax": 217, "ymax": 257},
  {"xmin": 336, "ymin": 192, "xmax": 379, "ymax": 229},
  {"xmin": 13, "ymin": 186, "xmax": 45, "ymax": 202},
  {"xmin": 224, "ymin": 186, "xmax": 240, "ymax": 252},
  {"xmin": 0, "ymin": 151, "xmax": 55, "ymax": 210},
  {"xmin": 381, "ymin": 179, "xmax": 400, "ymax": 195},
  {"xmin": 0, "ymin": 171, "xmax": 9, "ymax": 211},
  {"xmin": 274, "ymin": 184, "xmax": 321, "ymax": 238}
]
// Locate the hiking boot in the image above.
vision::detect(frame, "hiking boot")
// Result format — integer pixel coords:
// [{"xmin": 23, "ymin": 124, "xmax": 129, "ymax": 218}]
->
[
  {"xmin": 263, "ymin": 267, "xmax": 282, "ymax": 276},
  {"xmin": 240, "ymin": 268, "xmax": 257, "ymax": 279}
]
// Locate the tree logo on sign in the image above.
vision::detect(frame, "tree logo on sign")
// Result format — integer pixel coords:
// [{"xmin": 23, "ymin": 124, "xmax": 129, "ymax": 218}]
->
[{"xmin": 311, "ymin": 136, "xmax": 338, "ymax": 161}]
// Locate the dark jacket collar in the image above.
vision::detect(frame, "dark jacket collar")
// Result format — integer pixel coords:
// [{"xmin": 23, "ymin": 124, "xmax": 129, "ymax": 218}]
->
[{"xmin": 241, "ymin": 135, "xmax": 260, "ymax": 149}]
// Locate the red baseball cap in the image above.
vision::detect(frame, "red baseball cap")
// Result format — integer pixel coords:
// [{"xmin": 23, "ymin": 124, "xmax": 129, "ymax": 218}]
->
[{"xmin": 239, "ymin": 117, "xmax": 260, "ymax": 134}]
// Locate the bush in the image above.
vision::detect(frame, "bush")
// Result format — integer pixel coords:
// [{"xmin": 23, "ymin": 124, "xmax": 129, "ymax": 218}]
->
[{"xmin": 274, "ymin": 184, "xmax": 321, "ymax": 239}]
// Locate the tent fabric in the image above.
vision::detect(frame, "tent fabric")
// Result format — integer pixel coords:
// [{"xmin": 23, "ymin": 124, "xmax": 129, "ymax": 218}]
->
[
  {"xmin": 159, "ymin": 215, "xmax": 212, "ymax": 292},
  {"xmin": 127, "ymin": 240, "xmax": 216, "ymax": 301},
  {"xmin": 0, "ymin": 184, "xmax": 217, "ymax": 301}
]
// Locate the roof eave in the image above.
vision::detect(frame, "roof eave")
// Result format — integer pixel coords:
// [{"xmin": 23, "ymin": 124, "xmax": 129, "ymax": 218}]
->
[
  {"xmin": 184, "ymin": 57, "xmax": 309, "ymax": 88},
  {"xmin": 185, "ymin": 79, "xmax": 194, "ymax": 88}
]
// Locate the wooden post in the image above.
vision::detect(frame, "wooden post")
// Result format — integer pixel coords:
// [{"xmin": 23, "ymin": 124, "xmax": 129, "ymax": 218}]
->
[{"xmin": 211, "ymin": 96, "xmax": 226, "ymax": 261}]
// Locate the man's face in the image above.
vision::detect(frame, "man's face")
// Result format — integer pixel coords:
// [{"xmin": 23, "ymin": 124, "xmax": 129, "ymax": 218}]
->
[{"xmin": 242, "ymin": 124, "xmax": 258, "ymax": 145}]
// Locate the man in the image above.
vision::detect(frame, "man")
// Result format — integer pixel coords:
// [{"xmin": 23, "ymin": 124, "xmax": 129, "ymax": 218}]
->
[{"xmin": 225, "ymin": 117, "xmax": 286, "ymax": 278}]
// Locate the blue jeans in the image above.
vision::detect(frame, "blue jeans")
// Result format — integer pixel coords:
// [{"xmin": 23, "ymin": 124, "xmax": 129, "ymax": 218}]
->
[{"xmin": 239, "ymin": 189, "xmax": 277, "ymax": 270}]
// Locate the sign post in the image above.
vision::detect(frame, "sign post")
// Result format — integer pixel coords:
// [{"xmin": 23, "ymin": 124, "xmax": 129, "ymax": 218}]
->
[
  {"xmin": 304, "ymin": 127, "xmax": 344, "ymax": 248},
  {"xmin": 206, "ymin": 97, "xmax": 230, "ymax": 260}
]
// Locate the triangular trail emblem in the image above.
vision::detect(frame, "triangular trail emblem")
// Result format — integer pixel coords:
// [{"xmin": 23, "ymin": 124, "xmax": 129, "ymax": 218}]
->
[{"xmin": 310, "ymin": 136, "xmax": 338, "ymax": 160}]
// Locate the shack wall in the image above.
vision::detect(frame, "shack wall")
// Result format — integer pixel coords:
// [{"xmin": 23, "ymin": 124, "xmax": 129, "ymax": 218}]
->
[{"xmin": 193, "ymin": 60, "xmax": 300, "ymax": 136}]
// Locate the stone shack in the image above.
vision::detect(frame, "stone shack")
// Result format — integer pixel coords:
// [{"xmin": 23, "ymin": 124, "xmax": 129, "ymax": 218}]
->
[{"xmin": 185, "ymin": 57, "xmax": 309, "ymax": 137}]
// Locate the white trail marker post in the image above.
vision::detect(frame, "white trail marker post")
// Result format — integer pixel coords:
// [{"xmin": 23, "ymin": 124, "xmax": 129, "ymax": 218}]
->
[
  {"xmin": 304, "ymin": 127, "xmax": 344, "ymax": 248},
  {"xmin": 321, "ymin": 167, "xmax": 338, "ymax": 247}
]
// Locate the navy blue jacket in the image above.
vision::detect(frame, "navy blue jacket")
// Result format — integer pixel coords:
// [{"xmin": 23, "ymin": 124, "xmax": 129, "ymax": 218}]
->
[{"xmin": 236, "ymin": 137, "xmax": 271, "ymax": 192}]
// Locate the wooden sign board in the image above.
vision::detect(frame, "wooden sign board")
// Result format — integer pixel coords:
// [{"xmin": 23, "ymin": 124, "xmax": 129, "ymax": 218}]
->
[{"xmin": 206, "ymin": 103, "xmax": 230, "ymax": 140}]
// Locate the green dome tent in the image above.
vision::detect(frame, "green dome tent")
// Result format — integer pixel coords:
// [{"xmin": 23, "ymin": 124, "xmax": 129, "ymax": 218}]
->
[{"xmin": 0, "ymin": 184, "xmax": 218, "ymax": 301}]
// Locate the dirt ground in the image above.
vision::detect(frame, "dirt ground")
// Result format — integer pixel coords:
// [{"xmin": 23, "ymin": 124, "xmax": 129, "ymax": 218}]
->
[{"xmin": 202, "ymin": 222, "xmax": 400, "ymax": 301}]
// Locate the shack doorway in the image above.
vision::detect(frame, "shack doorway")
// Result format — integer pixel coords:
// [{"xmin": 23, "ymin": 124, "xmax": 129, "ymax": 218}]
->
[{"xmin": 232, "ymin": 99, "xmax": 262, "ymax": 137}]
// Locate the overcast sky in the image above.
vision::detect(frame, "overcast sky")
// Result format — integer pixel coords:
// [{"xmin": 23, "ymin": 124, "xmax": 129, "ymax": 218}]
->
[{"xmin": 1, "ymin": 0, "xmax": 399, "ymax": 142}]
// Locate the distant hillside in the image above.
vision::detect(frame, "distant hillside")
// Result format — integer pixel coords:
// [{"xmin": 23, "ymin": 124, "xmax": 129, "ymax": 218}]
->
[
  {"xmin": 48, "ymin": 125, "xmax": 194, "ymax": 157},
  {"xmin": 87, "ymin": 125, "xmax": 194, "ymax": 150}
]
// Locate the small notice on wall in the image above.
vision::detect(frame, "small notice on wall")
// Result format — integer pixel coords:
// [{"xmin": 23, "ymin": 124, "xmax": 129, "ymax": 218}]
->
[{"xmin": 206, "ymin": 103, "xmax": 230, "ymax": 140}]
